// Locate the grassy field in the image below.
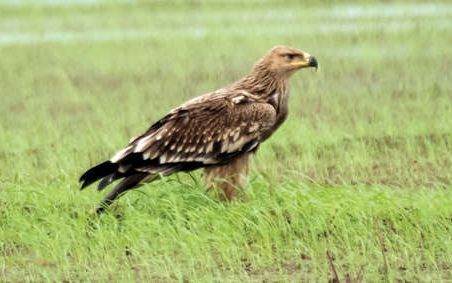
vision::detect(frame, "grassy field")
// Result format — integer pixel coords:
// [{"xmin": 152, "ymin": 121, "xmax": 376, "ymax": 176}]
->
[{"xmin": 1, "ymin": 1, "xmax": 451, "ymax": 281}]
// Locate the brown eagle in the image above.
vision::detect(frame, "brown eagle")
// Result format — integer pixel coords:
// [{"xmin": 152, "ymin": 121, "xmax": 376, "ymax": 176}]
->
[{"xmin": 80, "ymin": 45, "xmax": 318, "ymax": 213}]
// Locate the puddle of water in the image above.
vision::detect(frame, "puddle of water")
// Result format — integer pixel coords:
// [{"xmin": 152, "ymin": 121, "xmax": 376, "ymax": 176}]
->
[
  {"xmin": 1, "ymin": 20, "xmax": 451, "ymax": 47},
  {"xmin": 0, "ymin": 0, "xmax": 133, "ymax": 5},
  {"xmin": 0, "ymin": 30, "xmax": 153, "ymax": 45},
  {"xmin": 0, "ymin": 3, "xmax": 451, "ymax": 46},
  {"xmin": 329, "ymin": 3, "xmax": 452, "ymax": 18}
]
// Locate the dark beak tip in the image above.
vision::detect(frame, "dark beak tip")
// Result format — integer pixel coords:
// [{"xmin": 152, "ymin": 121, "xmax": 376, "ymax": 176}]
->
[{"xmin": 308, "ymin": 56, "xmax": 318, "ymax": 69}]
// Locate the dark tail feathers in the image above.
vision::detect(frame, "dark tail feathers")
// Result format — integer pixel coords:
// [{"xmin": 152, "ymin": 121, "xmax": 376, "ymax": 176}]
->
[
  {"xmin": 96, "ymin": 173, "xmax": 151, "ymax": 214},
  {"xmin": 79, "ymin": 161, "xmax": 118, "ymax": 190}
]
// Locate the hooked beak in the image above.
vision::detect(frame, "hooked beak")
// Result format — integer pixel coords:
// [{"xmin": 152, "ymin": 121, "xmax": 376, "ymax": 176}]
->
[
  {"xmin": 308, "ymin": 56, "xmax": 318, "ymax": 70},
  {"xmin": 289, "ymin": 53, "xmax": 319, "ymax": 70}
]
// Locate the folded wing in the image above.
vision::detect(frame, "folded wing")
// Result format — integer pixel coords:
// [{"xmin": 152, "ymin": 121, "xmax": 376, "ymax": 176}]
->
[{"xmin": 79, "ymin": 92, "xmax": 276, "ymax": 207}]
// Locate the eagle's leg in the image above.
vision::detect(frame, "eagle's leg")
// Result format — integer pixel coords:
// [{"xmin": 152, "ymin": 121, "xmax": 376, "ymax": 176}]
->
[{"xmin": 204, "ymin": 153, "xmax": 252, "ymax": 200}]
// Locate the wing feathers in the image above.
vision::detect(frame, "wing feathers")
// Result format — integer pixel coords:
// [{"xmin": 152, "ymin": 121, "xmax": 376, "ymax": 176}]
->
[
  {"xmin": 122, "ymin": 97, "xmax": 274, "ymax": 167},
  {"xmin": 80, "ymin": 92, "xmax": 277, "ymax": 204},
  {"xmin": 123, "ymin": 98, "xmax": 274, "ymax": 166}
]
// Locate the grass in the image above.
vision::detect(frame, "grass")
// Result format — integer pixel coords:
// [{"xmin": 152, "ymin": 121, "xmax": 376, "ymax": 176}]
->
[{"xmin": 1, "ymin": 1, "xmax": 451, "ymax": 281}]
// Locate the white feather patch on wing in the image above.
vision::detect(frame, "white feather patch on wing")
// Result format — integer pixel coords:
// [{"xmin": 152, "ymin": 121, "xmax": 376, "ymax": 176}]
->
[
  {"xmin": 248, "ymin": 123, "xmax": 260, "ymax": 133},
  {"xmin": 233, "ymin": 130, "xmax": 240, "ymax": 141},
  {"xmin": 202, "ymin": 159, "xmax": 217, "ymax": 164},
  {"xmin": 142, "ymin": 145, "xmax": 161, "ymax": 160},
  {"xmin": 222, "ymin": 136, "xmax": 251, "ymax": 153},
  {"xmin": 221, "ymin": 141, "xmax": 229, "ymax": 152},
  {"xmin": 118, "ymin": 164, "xmax": 131, "ymax": 173},
  {"xmin": 134, "ymin": 133, "xmax": 156, "ymax": 152},
  {"xmin": 110, "ymin": 146, "xmax": 133, "ymax": 163},
  {"xmin": 206, "ymin": 142, "xmax": 214, "ymax": 153},
  {"xmin": 231, "ymin": 95, "xmax": 245, "ymax": 104},
  {"xmin": 166, "ymin": 155, "xmax": 179, "ymax": 163},
  {"xmin": 159, "ymin": 153, "xmax": 168, "ymax": 163},
  {"xmin": 142, "ymin": 150, "xmax": 151, "ymax": 160}
]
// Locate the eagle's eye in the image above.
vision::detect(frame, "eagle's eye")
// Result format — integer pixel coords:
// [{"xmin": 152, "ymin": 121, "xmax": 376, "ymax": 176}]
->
[{"xmin": 286, "ymin": 54, "xmax": 295, "ymax": 61}]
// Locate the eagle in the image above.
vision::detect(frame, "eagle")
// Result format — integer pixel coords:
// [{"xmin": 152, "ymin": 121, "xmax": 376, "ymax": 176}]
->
[{"xmin": 80, "ymin": 45, "xmax": 318, "ymax": 213}]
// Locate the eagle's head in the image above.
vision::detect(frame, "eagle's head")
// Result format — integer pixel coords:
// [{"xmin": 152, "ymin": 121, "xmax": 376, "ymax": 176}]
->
[{"xmin": 257, "ymin": 45, "xmax": 318, "ymax": 77}]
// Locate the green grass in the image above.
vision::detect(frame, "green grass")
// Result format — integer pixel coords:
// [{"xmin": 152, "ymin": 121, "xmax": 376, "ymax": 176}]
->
[{"xmin": 1, "ymin": 1, "xmax": 451, "ymax": 281}]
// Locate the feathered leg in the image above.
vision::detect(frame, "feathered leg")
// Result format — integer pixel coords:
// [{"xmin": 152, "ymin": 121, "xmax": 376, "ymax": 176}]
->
[{"xmin": 204, "ymin": 153, "xmax": 252, "ymax": 200}]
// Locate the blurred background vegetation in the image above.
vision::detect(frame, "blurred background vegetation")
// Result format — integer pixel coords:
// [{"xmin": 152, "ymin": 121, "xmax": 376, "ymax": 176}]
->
[{"xmin": 0, "ymin": 0, "xmax": 451, "ymax": 281}]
